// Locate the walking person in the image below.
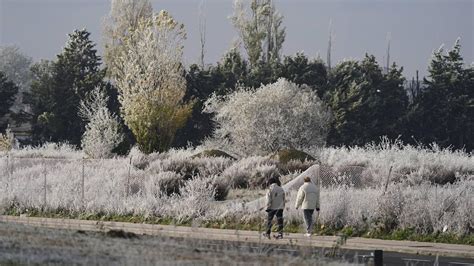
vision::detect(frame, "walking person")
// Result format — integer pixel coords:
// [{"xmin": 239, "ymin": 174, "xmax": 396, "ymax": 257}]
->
[
  {"xmin": 263, "ymin": 177, "xmax": 285, "ymax": 239},
  {"xmin": 295, "ymin": 176, "xmax": 320, "ymax": 237}
]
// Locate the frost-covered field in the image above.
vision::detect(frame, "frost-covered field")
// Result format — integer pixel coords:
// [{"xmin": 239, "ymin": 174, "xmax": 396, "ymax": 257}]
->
[{"xmin": 0, "ymin": 142, "xmax": 473, "ymax": 237}]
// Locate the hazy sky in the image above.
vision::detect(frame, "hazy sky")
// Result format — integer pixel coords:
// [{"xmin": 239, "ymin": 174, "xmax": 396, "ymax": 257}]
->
[{"xmin": 0, "ymin": 0, "xmax": 472, "ymax": 78}]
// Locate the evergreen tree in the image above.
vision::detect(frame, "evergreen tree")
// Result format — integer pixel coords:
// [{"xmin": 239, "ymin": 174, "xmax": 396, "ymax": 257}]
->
[
  {"xmin": 0, "ymin": 71, "xmax": 19, "ymax": 131},
  {"xmin": 213, "ymin": 47, "xmax": 249, "ymax": 94},
  {"xmin": 175, "ymin": 48, "xmax": 249, "ymax": 147},
  {"xmin": 278, "ymin": 53, "xmax": 327, "ymax": 98},
  {"xmin": 0, "ymin": 46, "xmax": 34, "ymax": 131},
  {"xmin": 380, "ymin": 62, "xmax": 409, "ymax": 137},
  {"xmin": 28, "ymin": 30, "xmax": 105, "ymax": 145},
  {"xmin": 407, "ymin": 39, "xmax": 474, "ymax": 150},
  {"xmin": 328, "ymin": 54, "xmax": 407, "ymax": 146},
  {"xmin": 245, "ymin": 59, "xmax": 279, "ymax": 88},
  {"xmin": 174, "ymin": 64, "xmax": 215, "ymax": 147}
]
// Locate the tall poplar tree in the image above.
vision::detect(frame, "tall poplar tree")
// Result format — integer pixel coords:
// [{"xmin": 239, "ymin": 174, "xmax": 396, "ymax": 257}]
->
[
  {"xmin": 114, "ymin": 11, "xmax": 193, "ymax": 153},
  {"xmin": 230, "ymin": 0, "xmax": 285, "ymax": 66},
  {"xmin": 103, "ymin": 0, "xmax": 153, "ymax": 80}
]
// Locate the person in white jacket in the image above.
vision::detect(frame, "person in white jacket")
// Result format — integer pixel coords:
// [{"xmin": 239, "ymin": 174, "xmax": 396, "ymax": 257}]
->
[
  {"xmin": 295, "ymin": 176, "xmax": 320, "ymax": 237},
  {"xmin": 263, "ymin": 177, "xmax": 285, "ymax": 239}
]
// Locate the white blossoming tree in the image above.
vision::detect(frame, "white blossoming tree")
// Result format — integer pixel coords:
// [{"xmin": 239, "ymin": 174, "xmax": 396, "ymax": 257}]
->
[
  {"xmin": 204, "ymin": 78, "xmax": 332, "ymax": 155},
  {"xmin": 79, "ymin": 87, "xmax": 123, "ymax": 159},
  {"xmin": 114, "ymin": 10, "xmax": 193, "ymax": 153}
]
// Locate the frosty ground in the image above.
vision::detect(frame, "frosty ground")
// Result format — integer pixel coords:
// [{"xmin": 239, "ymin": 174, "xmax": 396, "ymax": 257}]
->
[
  {"xmin": 0, "ymin": 221, "xmax": 360, "ymax": 265},
  {"xmin": 2, "ymin": 219, "xmax": 474, "ymax": 266}
]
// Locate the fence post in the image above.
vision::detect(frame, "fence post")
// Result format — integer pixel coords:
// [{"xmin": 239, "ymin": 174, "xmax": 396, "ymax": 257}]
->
[
  {"xmin": 382, "ymin": 165, "xmax": 393, "ymax": 195},
  {"xmin": 10, "ymin": 153, "xmax": 14, "ymax": 176},
  {"xmin": 127, "ymin": 156, "xmax": 132, "ymax": 197},
  {"xmin": 5, "ymin": 153, "xmax": 10, "ymax": 196},
  {"xmin": 81, "ymin": 157, "xmax": 85, "ymax": 209},
  {"xmin": 43, "ymin": 158, "xmax": 47, "ymax": 208},
  {"xmin": 9, "ymin": 154, "xmax": 14, "ymax": 199}
]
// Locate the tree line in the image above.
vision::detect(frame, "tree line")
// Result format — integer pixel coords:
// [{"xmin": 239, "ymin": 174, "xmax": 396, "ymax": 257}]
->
[{"xmin": 0, "ymin": 0, "xmax": 472, "ymax": 155}]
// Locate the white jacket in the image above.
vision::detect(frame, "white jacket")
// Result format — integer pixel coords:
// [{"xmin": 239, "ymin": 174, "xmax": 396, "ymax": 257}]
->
[
  {"xmin": 265, "ymin": 183, "xmax": 285, "ymax": 210},
  {"xmin": 295, "ymin": 182, "xmax": 320, "ymax": 210}
]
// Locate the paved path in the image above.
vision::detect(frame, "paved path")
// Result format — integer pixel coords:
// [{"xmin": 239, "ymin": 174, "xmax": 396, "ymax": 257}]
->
[{"xmin": 1, "ymin": 215, "xmax": 473, "ymax": 260}]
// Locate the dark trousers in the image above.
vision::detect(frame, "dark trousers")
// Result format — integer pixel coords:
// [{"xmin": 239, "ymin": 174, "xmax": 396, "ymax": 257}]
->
[
  {"xmin": 266, "ymin": 209, "xmax": 284, "ymax": 235},
  {"xmin": 303, "ymin": 209, "xmax": 315, "ymax": 234}
]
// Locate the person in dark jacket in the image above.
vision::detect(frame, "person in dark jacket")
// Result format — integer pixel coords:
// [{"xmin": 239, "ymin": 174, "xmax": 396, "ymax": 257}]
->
[{"xmin": 263, "ymin": 177, "xmax": 285, "ymax": 239}]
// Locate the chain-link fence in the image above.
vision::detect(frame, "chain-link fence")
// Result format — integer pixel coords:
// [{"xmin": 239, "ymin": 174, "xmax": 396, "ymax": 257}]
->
[
  {"xmin": 318, "ymin": 164, "xmax": 403, "ymax": 189},
  {"xmin": 0, "ymin": 155, "xmax": 133, "ymax": 210},
  {"xmin": 1, "ymin": 154, "xmax": 404, "ymax": 211}
]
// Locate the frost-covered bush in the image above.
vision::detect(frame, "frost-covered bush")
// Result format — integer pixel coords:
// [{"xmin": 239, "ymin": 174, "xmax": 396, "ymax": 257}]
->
[
  {"xmin": 192, "ymin": 149, "xmax": 236, "ymax": 160},
  {"xmin": 1, "ymin": 143, "xmax": 472, "ymax": 237},
  {"xmin": 146, "ymin": 150, "xmax": 233, "ymax": 178},
  {"xmin": 163, "ymin": 176, "xmax": 216, "ymax": 222},
  {"xmin": 204, "ymin": 78, "xmax": 332, "ymax": 156},
  {"xmin": 7, "ymin": 142, "xmax": 81, "ymax": 159},
  {"xmin": 0, "ymin": 127, "xmax": 14, "ymax": 152},
  {"xmin": 318, "ymin": 138, "xmax": 474, "ymax": 186},
  {"xmin": 79, "ymin": 87, "xmax": 123, "ymax": 159},
  {"xmin": 211, "ymin": 176, "xmax": 230, "ymax": 201},
  {"xmin": 128, "ymin": 146, "xmax": 149, "ymax": 169},
  {"xmin": 239, "ymin": 181, "xmax": 473, "ymax": 236},
  {"xmin": 155, "ymin": 171, "xmax": 184, "ymax": 196},
  {"xmin": 221, "ymin": 156, "xmax": 279, "ymax": 189},
  {"xmin": 272, "ymin": 149, "xmax": 316, "ymax": 174}
]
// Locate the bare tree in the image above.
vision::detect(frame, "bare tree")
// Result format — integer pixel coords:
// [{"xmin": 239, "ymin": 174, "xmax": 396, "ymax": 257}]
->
[
  {"xmin": 326, "ymin": 19, "xmax": 333, "ymax": 70},
  {"xmin": 386, "ymin": 32, "xmax": 391, "ymax": 74},
  {"xmin": 198, "ymin": 0, "xmax": 207, "ymax": 69}
]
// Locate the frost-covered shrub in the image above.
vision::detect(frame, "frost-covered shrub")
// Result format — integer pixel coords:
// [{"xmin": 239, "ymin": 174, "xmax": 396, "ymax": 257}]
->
[
  {"xmin": 128, "ymin": 146, "xmax": 149, "ymax": 169},
  {"xmin": 164, "ymin": 177, "xmax": 216, "ymax": 222},
  {"xmin": 211, "ymin": 176, "xmax": 230, "ymax": 201},
  {"xmin": 319, "ymin": 138, "xmax": 474, "ymax": 186},
  {"xmin": 192, "ymin": 149, "xmax": 236, "ymax": 160},
  {"xmin": 249, "ymin": 164, "xmax": 280, "ymax": 188},
  {"xmin": 147, "ymin": 152, "xmax": 232, "ymax": 179},
  {"xmin": 204, "ymin": 78, "xmax": 332, "ymax": 156},
  {"xmin": 8, "ymin": 142, "xmax": 81, "ymax": 159},
  {"xmin": 79, "ymin": 87, "xmax": 123, "ymax": 159},
  {"xmin": 238, "ymin": 181, "xmax": 473, "ymax": 236},
  {"xmin": 272, "ymin": 149, "xmax": 316, "ymax": 174},
  {"xmin": 155, "ymin": 171, "xmax": 184, "ymax": 196},
  {"xmin": 221, "ymin": 156, "xmax": 279, "ymax": 189},
  {"xmin": 0, "ymin": 127, "xmax": 14, "ymax": 152},
  {"xmin": 375, "ymin": 186, "xmax": 405, "ymax": 231},
  {"xmin": 273, "ymin": 149, "xmax": 315, "ymax": 164},
  {"xmin": 279, "ymin": 159, "xmax": 314, "ymax": 174},
  {"xmin": 1, "ymin": 143, "xmax": 472, "ymax": 237}
]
